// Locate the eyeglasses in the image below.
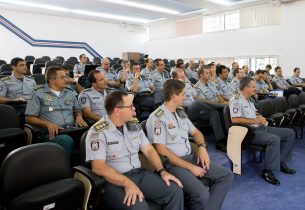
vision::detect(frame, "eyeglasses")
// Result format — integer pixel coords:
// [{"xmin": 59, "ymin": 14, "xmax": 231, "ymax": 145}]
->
[
  {"xmin": 55, "ymin": 75, "xmax": 69, "ymax": 80},
  {"xmin": 115, "ymin": 104, "xmax": 134, "ymax": 110}
]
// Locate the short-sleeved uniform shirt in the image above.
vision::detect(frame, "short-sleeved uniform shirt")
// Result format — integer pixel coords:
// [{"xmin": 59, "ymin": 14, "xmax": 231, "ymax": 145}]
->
[
  {"xmin": 150, "ymin": 71, "xmax": 170, "ymax": 91},
  {"xmin": 85, "ymin": 116, "xmax": 150, "ymax": 173},
  {"xmin": 231, "ymin": 78, "xmax": 240, "ymax": 93},
  {"xmin": 183, "ymin": 81, "xmax": 196, "ymax": 107},
  {"xmin": 0, "ymin": 74, "xmax": 36, "ymax": 100},
  {"xmin": 140, "ymin": 68, "xmax": 155, "ymax": 80},
  {"xmin": 73, "ymin": 63, "xmax": 85, "ymax": 75},
  {"xmin": 96, "ymin": 67, "xmax": 118, "ymax": 82},
  {"xmin": 78, "ymin": 88, "xmax": 107, "ymax": 117},
  {"xmin": 193, "ymin": 80, "xmax": 220, "ymax": 102},
  {"xmin": 125, "ymin": 74, "xmax": 152, "ymax": 93},
  {"xmin": 146, "ymin": 105, "xmax": 196, "ymax": 157},
  {"xmin": 25, "ymin": 84, "xmax": 80, "ymax": 127},
  {"xmin": 216, "ymin": 77, "xmax": 234, "ymax": 100},
  {"xmin": 272, "ymin": 76, "xmax": 290, "ymax": 88},
  {"xmin": 290, "ymin": 75, "xmax": 304, "ymax": 86}
]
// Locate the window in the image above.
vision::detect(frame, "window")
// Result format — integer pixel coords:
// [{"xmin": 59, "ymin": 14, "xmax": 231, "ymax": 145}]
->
[
  {"xmin": 235, "ymin": 56, "xmax": 278, "ymax": 74},
  {"xmin": 203, "ymin": 11, "xmax": 239, "ymax": 33},
  {"xmin": 225, "ymin": 12, "xmax": 240, "ymax": 30}
]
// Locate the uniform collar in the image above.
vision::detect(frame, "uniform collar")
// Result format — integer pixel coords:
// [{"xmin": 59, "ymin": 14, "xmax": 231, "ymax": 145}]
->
[{"xmin": 104, "ymin": 115, "xmax": 127, "ymax": 134}]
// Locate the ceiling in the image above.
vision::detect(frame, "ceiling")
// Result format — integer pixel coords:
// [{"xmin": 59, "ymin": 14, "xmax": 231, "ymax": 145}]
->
[{"xmin": 0, "ymin": 0, "xmax": 269, "ymax": 25}]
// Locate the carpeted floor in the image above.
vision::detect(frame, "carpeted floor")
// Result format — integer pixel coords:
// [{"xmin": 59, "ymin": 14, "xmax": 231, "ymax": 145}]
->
[{"xmin": 206, "ymin": 133, "xmax": 305, "ymax": 210}]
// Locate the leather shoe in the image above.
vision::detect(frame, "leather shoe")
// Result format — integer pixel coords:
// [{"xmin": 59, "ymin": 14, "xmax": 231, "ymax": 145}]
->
[
  {"xmin": 280, "ymin": 162, "xmax": 296, "ymax": 174},
  {"xmin": 261, "ymin": 170, "xmax": 280, "ymax": 185},
  {"xmin": 215, "ymin": 142, "xmax": 227, "ymax": 152}
]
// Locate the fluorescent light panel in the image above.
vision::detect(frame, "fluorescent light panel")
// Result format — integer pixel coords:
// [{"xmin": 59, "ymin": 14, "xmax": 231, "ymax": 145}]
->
[
  {"xmin": 99, "ymin": 0, "xmax": 179, "ymax": 15},
  {"xmin": 206, "ymin": 0, "xmax": 232, "ymax": 6},
  {"xmin": 180, "ymin": 8, "xmax": 209, "ymax": 16},
  {"xmin": 0, "ymin": 0, "xmax": 159, "ymax": 23}
]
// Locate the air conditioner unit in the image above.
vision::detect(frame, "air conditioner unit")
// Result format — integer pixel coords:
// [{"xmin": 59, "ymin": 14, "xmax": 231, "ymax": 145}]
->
[{"xmin": 128, "ymin": 24, "xmax": 147, "ymax": 33}]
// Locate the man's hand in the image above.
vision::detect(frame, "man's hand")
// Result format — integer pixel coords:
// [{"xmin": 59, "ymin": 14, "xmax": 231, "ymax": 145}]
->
[
  {"xmin": 15, "ymin": 97, "xmax": 26, "ymax": 102},
  {"xmin": 189, "ymin": 164, "xmax": 206, "ymax": 177},
  {"xmin": 197, "ymin": 147, "xmax": 210, "ymax": 170},
  {"xmin": 46, "ymin": 122, "xmax": 64, "ymax": 140},
  {"xmin": 75, "ymin": 115, "xmax": 88, "ymax": 127},
  {"xmin": 123, "ymin": 180, "xmax": 144, "ymax": 206},
  {"xmin": 134, "ymin": 72, "xmax": 140, "ymax": 79},
  {"xmin": 160, "ymin": 171, "xmax": 183, "ymax": 187}
]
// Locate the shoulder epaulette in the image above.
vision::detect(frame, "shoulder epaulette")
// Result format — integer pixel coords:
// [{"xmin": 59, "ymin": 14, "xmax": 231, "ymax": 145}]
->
[
  {"xmin": 234, "ymin": 93, "xmax": 240, "ymax": 99},
  {"xmin": 176, "ymin": 107, "xmax": 187, "ymax": 119},
  {"xmin": 82, "ymin": 88, "xmax": 91, "ymax": 92},
  {"xmin": 26, "ymin": 75, "xmax": 35, "ymax": 80},
  {"xmin": 65, "ymin": 86, "xmax": 75, "ymax": 91},
  {"xmin": 126, "ymin": 117, "xmax": 142, "ymax": 131},
  {"xmin": 34, "ymin": 85, "xmax": 44, "ymax": 91},
  {"xmin": 154, "ymin": 108, "xmax": 165, "ymax": 118},
  {"xmin": 193, "ymin": 82, "xmax": 199, "ymax": 88},
  {"xmin": 0, "ymin": 76, "xmax": 10, "ymax": 81},
  {"xmin": 94, "ymin": 120, "xmax": 109, "ymax": 132}
]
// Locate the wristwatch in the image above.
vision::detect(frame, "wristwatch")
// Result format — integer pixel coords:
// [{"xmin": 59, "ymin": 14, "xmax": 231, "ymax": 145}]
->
[
  {"xmin": 198, "ymin": 142, "xmax": 208, "ymax": 149},
  {"xmin": 157, "ymin": 168, "xmax": 167, "ymax": 175}
]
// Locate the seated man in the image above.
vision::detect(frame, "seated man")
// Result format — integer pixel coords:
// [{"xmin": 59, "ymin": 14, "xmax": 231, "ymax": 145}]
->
[
  {"xmin": 185, "ymin": 59, "xmax": 198, "ymax": 81},
  {"xmin": 118, "ymin": 59, "xmax": 131, "ymax": 84},
  {"xmin": 172, "ymin": 68, "xmax": 227, "ymax": 151},
  {"xmin": 85, "ymin": 91, "xmax": 184, "ymax": 210},
  {"xmin": 25, "ymin": 66, "xmax": 88, "ymax": 157},
  {"xmin": 0, "ymin": 57, "xmax": 36, "ymax": 104},
  {"xmin": 230, "ymin": 77, "xmax": 296, "ymax": 185},
  {"xmin": 272, "ymin": 66, "xmax": 301, "ymax": 97},
  {"xmin": 231, "ymin": 67, "xmax": 244, "ymax": 93},
  {"xmin": 254, "ymin": 70, "xmax": 270, "ymax": 94},
  {"xmin": 96, "ymin": 58, "xmax": 120, "ymax": 91},
  {"xmin": 146, "ymin": 79, "xmax": 234, "ymax": 210},
  {"xmin": 62, "ymin": 65, "xmax": 84, "ymax": 94},
  {"xmin": 73, "ymin": 54, "xmax": 87, "ymax": 78},
  {"xmin": 140, "ymin": 58, "xmax": 155, "ymax": 79},
  {"xmin": 126, "ymin": 62, "xmax": 155, "ymax": 118},
  {"xmin": 216, "ymin": 65, "xmax": 235, "ymax": 101},
  {"xmin": 290, "ymin": 67, "xmax": 305, "ymax": 91},
  {"xmin": 78, "ymin": 70, "xmax": 108, "ymax": 123}
]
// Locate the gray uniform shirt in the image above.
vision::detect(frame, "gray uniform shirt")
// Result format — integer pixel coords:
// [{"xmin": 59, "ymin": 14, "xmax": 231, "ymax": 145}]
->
[
  {"xmin": 78, "ymin": 88, "xmax": 107, "ymax": 117},
  {"xmin": 96, "ymin": 67, "xmax": 118, "ymax": 82},
  {"xmin": 217, "ymin": 77, "xmax": 234, "ymax": 100},
  {"xmin": 186, "ymin": 68, "xmax": 198, "ymax": 80},
  {"xmin": 290, "ymin": 75, "xmax": 304, "ymax": 86},
  {"xmin": 0, "ymin": 74, "xmax": 36, "ymax": 100},
  {"xmin": 125, "ymin": 74, "xmax": 152, "ymax": 93},
  {"xmin": 193, "ymin": 80, "xmax": 219, "ymax": 102},
  {"xmin": 140, "ymin": 68, "xmax": 155, "ymax": 80},
  {"xmin": 25, "ymin": 84, "xmax": 80, "ymax": 127},
  {"xmin": 85, "ymin": 116, "xmax": 149, "ymax": 173},
  {"xmin": 229, "ymin": 93, "xmax": 258, "ymax": 127},
  {"xmin": 272, "ymin": 76, "xmax": 290, "ymax": 88},
  {"xmin": 146, "ymin": 105, "xmax": 196, "ymax": 157},
  {"xmin": 150, "ymin": 71, "xmax": 170, "ymax": 91},
  {"xmin": 231, "ymin": 78, "xmax": 240, "ymax": 93},
  {"xmin": 73, "ymin": 63, "xmax": 85, "ymax": 75},
  {"xmin": 183, "ymin": 81, "xmax": 196, "ymax": 107}
]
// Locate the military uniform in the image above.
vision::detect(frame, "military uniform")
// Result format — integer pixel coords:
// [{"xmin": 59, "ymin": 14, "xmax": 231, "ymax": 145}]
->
[
  {"xmin": 254, "ymin": 78, "xmax": 269, "ymax": 93},
  {"xmin": 96, "ymin": 67, "xmax": 118, "ymax": 82},
  {"xmin": 231, "ymin": 78, "xmax": 240, "ymax": 93},
  {"xmin": 229, "ymin": 93, "xmax": 295, "ymax": 171},
  {"xmin": 193, "ymin": 80, "xmax": 220, "ymax": 102},
  {"xmin": 216, "ymin": 77, "xmax": 234, "ymax": 100},
  {"xmin": 73, "ymin": 63, "xmax": 85, "ymax": 76},
  {"xmin": 85, "ymin": 116, "xmax": 184, "ymax": 210},
  {"xmin": 272, "ymin": 75, "xmax": 301, "ymax": 97},
  {"xmin": 25, "ymin": 84, "xmax": 82, "ymax": 157},
  {"xmin": 146, "ymin": 105, "xmax": 234, "ymax": 210},
  {"xmin": 78, "ymin": 88, "xmax": 107, "ymax": 119},
  {"xmin": 186, "ymin": 67, "xmax": 198, "ymax": 80},
  {"xmin": 0, "ymin": 74, "xmax": 36, "ymax": 100},
  {"xmin": 150, "ymin": 70, "xmax": 170, "ymax": 105},
  {"xmin": 183, "ymin": 81, "xmax": 197, "ymax": 107},
  {"xmin": 290, "ymin": 75, "xmax": 304, "ymax": 86},
  {"xmin": 140, "ymin": 68, "xmax": 155, "ymax": 79}
]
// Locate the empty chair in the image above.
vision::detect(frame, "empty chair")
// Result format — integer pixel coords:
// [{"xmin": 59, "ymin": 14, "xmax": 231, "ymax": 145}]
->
[
  {"xmin": 0, "ymin": 105, "xmax": 28, "ymax": 164},
  {"xmin": 45, "ymin": 60, "xmax": 59, "ymax": 69},
  {"xmin": 34, "ymin": 58, "xmax": 46, "ymax": 65},
  {"xmin": 55, "ymin": 56, "xmax": 65, "ymax": 64},
  {"xmin": 52, "ymin": 58, "xmax": 63, "ymax": 65},
  {"xmin": 0, "ymin": 60, "xmax": 6, "ymax": 66},
  {"xmin": 0, "ymin": 64, "xmax": 12, "ymax": 75},
  {"xmin": 67, "ymin": 57, "xmax": 78, "ymax": 64},
  {"xmin": 41, "ymin": 56, "xmax": 51, "ymax": 61},
  {"xmin": 0, "ymin": 143, "xmax": 85, "ymax": 210},
  {"xmin": 30, "ymin": 74, "xmax": 46, "ymax": 85},
  {"xmin": 272, "ymin": 97, "xmax": 298, "ymax": 128},
  {"xmin": 258, "ymin": 99, "xmax": 285, "ymax": 127},
  {"xmin": 24, "ymin": 55, "xmax": 35, "ymax": 62}
]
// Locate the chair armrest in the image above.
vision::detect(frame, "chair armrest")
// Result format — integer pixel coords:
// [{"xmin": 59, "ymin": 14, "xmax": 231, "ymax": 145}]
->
[
  {"xmin": 265, "ymin": 118, "xmax": 276, "ymax": 126},
  {"xmin": 22, "ymin": 124, "xmax": 42, "ymax": 144},
  {"xmin": 230, "ymin": 123, "xmax": 253, "ymax": 131},
  {"xmin": 74, "ymin": 165, "xmax": 105, "ymax": 187}
]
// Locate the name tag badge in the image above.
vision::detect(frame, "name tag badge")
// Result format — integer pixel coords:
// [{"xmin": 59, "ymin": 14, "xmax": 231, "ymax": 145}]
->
[{"xmin": 107, "ymin": 141, "xmax": 119, "ymax": 145}]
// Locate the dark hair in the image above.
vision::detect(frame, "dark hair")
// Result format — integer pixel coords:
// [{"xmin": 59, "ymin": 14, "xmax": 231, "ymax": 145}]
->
[
  {"xmin": 176, "ymin": 63, "xmax": 184, "ymax": 69},
  {"xmin": 45, "ymin": 66, "xmax": 64, "ymax": 83},
  {"xmin": 240, "ymin": 77, "xmax": 254, "ymax": 91},
  {"xmin": 10, "ymin": 57, "xmax": 24, "ymax": 67},
  {"xmin": 265, "ymin": 64, "xmax": 272, "ymax": 69},
  {"xmin": 171, "ymin": 69, "xmax": 178, "ymax": 79},
  {"xmin": 294, "ymin": 67, "xmax": 300, "ymax": 73},
  {"xmin": 216, "ymin": 65, "xmax": 227, "ymax": 76},
  {"xmin": 255, "ymin": 70, "xmax": 263, "ymax": 75},
  {"xmin": 233, "ymin": 67, "xmax": 241, "ymax": 77},
  {"xmin": 154, "ymin": 58, "xmax": 163, "ymax": 66},
  {"xmin": 88, "ymin": 70, "xmax": 101, "ymax": 83},
  {"xmin": 274, "ymin": 66, "xmax": 281, "ymax": 72},
  {"xmin": 105, "ymin": 91, "xmax": 128, "ymax": 115},
  {"xmin": 163, "ymin": 79, "xmax": 185, "ymax": 102},
  {"xmin": 197, "ymin": 66, "xmax": 208, "ymax": 78},
  {"xmin": 130, "ymin": 62, "xmax": 139, "ymax": 70},
  {"xmin": 145, "ymin": 58, "xmax": 152, "ymax": 64},
  {"xmin": 177, "ymin": 59, "xmax": 184, "ymax": 64},
  {"xmin": 79, "ymin": 54, "xmax": 85, "ymax": 59},
  {"xmin": 261, "ymin": 70, "xmax": 267, "ymax": 74}
]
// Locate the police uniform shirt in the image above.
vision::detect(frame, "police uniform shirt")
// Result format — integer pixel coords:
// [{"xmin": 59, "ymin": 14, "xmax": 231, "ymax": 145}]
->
[
  {"xmin": 96, "ymin": 67, "xmax": 118, "ymax": 81},
  {"xmin": 193, "ymin": 80, "xmax": 219, "ymax": 102},
  {"xmin": 231, "ymin": 78, "xmax": 240, "ymax": 93},
  {"xmin": 25, "ymin": 84, "xmax": 80, "ymax": 127},
  {"xmin": 73, "ymin": 63, "xmax": 85, "ymax": 75},
  {"xmin": 272, "ymin": 76, "xmax": 290, "ymax": 88},
  {"xmin": 78, "ymin": 88, "xmax": 107, "ymax": 117},
  {"xmin": 150, "ymin": 71, "xmax": 170, "ymax": 91},
  {"xmin": 147, "ymin": 105, "xmax": 196, "ymax": 157},
  {"xmin": 229, "ymin": 93, "xmax": 258, "ymax": 127},
  {"xmin": 125, "ymin": 74, "xmax": 152, "ymax": 93},
  {"xmin": 290, "ymin": 75, "xmax": 304, "ymax": 86},
  {"xmin": 85, "ymin": 116, "xmax": 149, "ymax": 173},
  {"xmin": 254, "ymin": 78, "xmax": 264, "ymax": 92},
  {"xmin": 0, "ymin": 74, "xmax": 36, "ymax": 100},
  {"xmin": 227, "ymin": 71, "xmax": 234, "ymax": 82},
  {"xmin": 140, "ymin": 68, "xmax": 155, "ymax": 80},
  {"xmin": 217, "ymin": 77, "xmax": 234, "ymax": 100},
  {"xmin": 260, "ymin": 79, "xmax": 269, "ymax": 91},
  {"xmin": 186, "ymin": 68, "xmax": 198, "ymax": 80},
  {"xmin": 183, "ymin": 81, "xmax": 196, "ymax": 107}
]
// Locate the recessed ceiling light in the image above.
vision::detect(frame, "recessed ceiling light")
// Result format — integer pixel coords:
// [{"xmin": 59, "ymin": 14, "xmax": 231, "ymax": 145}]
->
[{"xmin": 99, "ymin": 0, "xmax": 180, "ymax": 15}]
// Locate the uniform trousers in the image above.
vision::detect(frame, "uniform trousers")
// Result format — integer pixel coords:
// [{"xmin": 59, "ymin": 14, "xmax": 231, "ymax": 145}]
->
[
  {"xmin": 252, "ymin": 126, "xmax": 295, "ymax": 171},
  {"xmin": 101, "ymin": 168, "xmax": 184, "ymax": 210},
  {"xmin": 165, "ymin": 154, "xmax": 234, "ymax": 210}
]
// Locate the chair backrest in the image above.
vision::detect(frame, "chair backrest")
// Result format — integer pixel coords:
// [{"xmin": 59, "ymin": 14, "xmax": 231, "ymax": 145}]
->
[
  {"xmin": 31, "ymin": 74, "xmax": 46, "ymax": 85},
  {"xmin": 223, "ymin": 105, "xmax": 231, "ymax": 132},
  {"xmin": 0, "ymin": 60, "xmax": 6, "ymax": 66},
  {"xmin": 45, "ymin": 60, "xmax": 59, "ymax": 69},
  {"xmin": 0, "ymin": 105, "xmax": 20, "ymax": 128},
  {"xmin": 140, "ymin": 120, "xmax": 147, "ymax": 135},
  {"xmin": 34, "ymin": 58, "xmax": 46, "ymax": 65},
  {"xmin": 258, "ymin": 99, "xmax": 274, "ymax": 117},
  {"xmin": 0, "ymin": 143, "xmax": 72, "ymax": 203},
  {"xmin": 55, "ymin": 56, "xmax": 65, "ymax": 64},
  {"xmin": 80, "ymin": 130, "xmax": 91, "ymax": 168},
  {"xmin": 24, "ymin": 55, "xmax": 35, "ymax": 62},
  {"xmin": 273, "ymin": 97, "xmax": 287, "ymax": 113},
  {"xmin": 42, "ymin": 56, "xmax": 51, "ymax": 62},
  {"xmin": 298, "ymin": 92, "xmax": 305, "ymax": 105},
  {"xmin": 287, "ymin": 94, "xmax": 299, "ymax": 108},
  {"xmin": 0, "ymin": 64, "xmax": 12, "ymax": 73}
]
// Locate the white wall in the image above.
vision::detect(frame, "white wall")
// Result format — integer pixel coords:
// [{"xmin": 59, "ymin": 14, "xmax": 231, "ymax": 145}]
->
[
  {"xmin": 0, "ymin": 8, "xmax": 148, "ymax": 62},
  {"xmin": 146, "ymin": 0, "xmax": 305, "ymax": 77}
]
